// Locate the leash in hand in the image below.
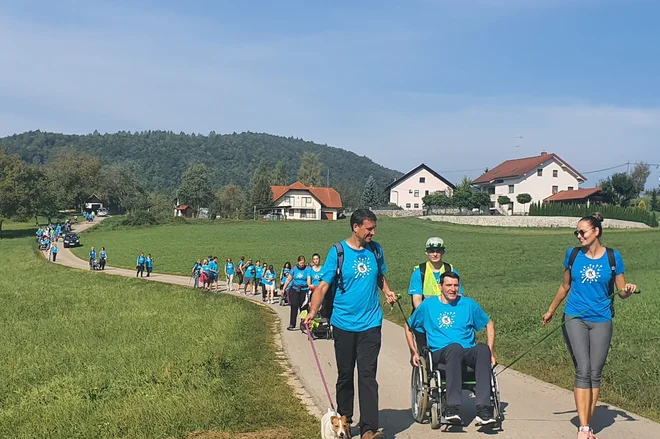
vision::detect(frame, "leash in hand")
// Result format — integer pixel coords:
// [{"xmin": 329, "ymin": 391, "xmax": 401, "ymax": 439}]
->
[{"xmin": 304, "ymin": 322, "xmax": 336, "ymax": 413}]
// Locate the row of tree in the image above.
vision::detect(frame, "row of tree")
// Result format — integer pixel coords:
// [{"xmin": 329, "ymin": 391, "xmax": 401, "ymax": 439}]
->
[{"xmin": 528, "ymin": 202, "xmax": 658, "ymax": 227}]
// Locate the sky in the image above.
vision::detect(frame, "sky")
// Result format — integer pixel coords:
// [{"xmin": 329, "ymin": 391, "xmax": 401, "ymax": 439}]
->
[{"xmin": 1, "ymin": 0, "xmax": 659, "ymax": 188}]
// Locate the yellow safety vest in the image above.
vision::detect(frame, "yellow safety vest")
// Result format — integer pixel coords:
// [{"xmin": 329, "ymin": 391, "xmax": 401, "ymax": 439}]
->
[{"xmin": 419, "ymin": 261, "xmax": 453, "ymax": 297}]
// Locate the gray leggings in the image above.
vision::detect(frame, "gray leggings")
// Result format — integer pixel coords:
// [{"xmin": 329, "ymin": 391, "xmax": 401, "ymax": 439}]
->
[{"xmin": 562, "ymin": 315, "xmax": 613, "ymax": 389}]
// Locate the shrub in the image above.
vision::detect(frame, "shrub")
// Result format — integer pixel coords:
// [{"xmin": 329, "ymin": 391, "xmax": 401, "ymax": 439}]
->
[{"xmin": 528, "ymin": 202, "xmax": 658, "ymax": 227}]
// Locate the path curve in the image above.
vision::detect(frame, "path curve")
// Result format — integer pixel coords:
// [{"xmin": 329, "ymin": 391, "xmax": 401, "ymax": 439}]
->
[{"xmin": 47, "ymin": 219, "xmax": 658, "ymax": 439}]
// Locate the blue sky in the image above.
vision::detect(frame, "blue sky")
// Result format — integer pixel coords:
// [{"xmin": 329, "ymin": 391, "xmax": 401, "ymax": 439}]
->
[{"xmin": 1, "ymin": 0, "xmax": 658, "ymax": 187}]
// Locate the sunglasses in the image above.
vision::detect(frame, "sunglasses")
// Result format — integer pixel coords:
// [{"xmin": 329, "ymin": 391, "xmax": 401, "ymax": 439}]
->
[
  {"xmin": 573, "ymin": 228, "xmax": 593, "ymax": 237},
  {"xmin": 426, "ymin": 247, "xmax": 446, "ymax": 253}
]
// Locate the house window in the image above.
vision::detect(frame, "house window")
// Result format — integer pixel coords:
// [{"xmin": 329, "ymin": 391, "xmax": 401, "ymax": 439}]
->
[
  {"xmin": 552, "ymin": 185, "xmax": 559, "ymax": 194},
  {"xmin": 496, "ymin": 179, "xmax": 504, "ymax": 183},
  {"xmin": 553, "ymin": 170, "xmax": 558, "ymax": 178},
  {"xmin": 303, "ymin": 196, "xmax": 312, "ymax": 205},
  {"xmin": 405, "ymin": 203, "xmax": 411, "ymax": 209},
  {"xmin": 425, "ymin": 190, "xmax": 430, "ymax": 196},
  {"xmin": 409, "ymin": 189, "xmax": 413, "ymax": 194},
  {"xmin": 568, "ymin": 186, "xmax": 574, "ymax": 191},
  {"xmin": 414, "ymin": 203, "xmax": 419, "ymax": 209},
  {"xmin": 490, "ymin": 201, "xmax": 495, "ymax": 209},
  {"xmin": 300, "ymin": 209, "xmax": 307, "ymax": 218},
  {"xmin": 537, "ymin": 169, "xmax": 543, "ymax": 177},
  {"xmin": 509, "ymin": 202, "xmax": 514, "ymax": 211},
  {"xmin": 288, "ymin": 209, "xmax": 294, "ymax": 216},
  {"xmin": 508, "ymin": 185, "xmax": 514, "ymax": 194},
  {"xmin": 488, "ymin": 187, "xmax": 495, "ymax": 195},
  {"xmin": 419, "ymin": 177, "xmax": 426, "ymax": 183},
  {"xmin": 414, "ymin": 190, "xmax": 419, "ymax": 197},
  {"xmin": 308, "ymin": 209, "xmax": 316, "ymax": 219}
]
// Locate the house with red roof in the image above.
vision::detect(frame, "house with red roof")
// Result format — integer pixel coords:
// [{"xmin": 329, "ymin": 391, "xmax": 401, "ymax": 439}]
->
[
  {"xmin": 472, "ymin": 152, "xmax": 587, "ymax": 215},
  {"xmin": 270, "ymin": 181, "xmax": 343, "ymax": 220}
]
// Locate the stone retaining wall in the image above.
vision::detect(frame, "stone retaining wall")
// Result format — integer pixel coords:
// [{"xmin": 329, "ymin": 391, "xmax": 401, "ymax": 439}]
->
[
  {"xmin": 372, "ymin": 210, "xmax": 424, "ymax": 218},
  {"xmin": 420, "ymin": 215, "xmax": 650, "ymax": 229}
]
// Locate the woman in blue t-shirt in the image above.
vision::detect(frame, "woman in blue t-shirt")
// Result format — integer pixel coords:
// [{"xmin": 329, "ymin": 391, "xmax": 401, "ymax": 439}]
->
[
  {"xmin": 264, "ymin": 264, "xmax": 277, "ymax": 304},
  {"xmin": 542, "ymin": 213, "xmax": 637, "ymax": 439},
  {"xmin": 192, "ymin": 259, "xmax": 202, "ymax": 289},
  {"xmin": 136, "ymin": 253, "xmax": 146, "ymax": 278},
  {"xmin": 283, "ymin": 256, "xmax": 310, "ymax": 331},
  {"xmin": 280, "ymin": 262, "xmax": 292, "ymax": 292},
  {"xmin": 225, "ymin": 258, "xmax": 236, "ymax": 292}
]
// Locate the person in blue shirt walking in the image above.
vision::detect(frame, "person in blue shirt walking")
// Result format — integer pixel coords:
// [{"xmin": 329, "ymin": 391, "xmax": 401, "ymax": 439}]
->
[
  {"xmin": 303, "ymin": 209, "xmax": 397, "ymax": 439},
  {"xmin": 192, "ymin": 259, "xmax": 202, "ymax": 289},
  {"xmin": 280, "ymin": 262, "xmax": 292, "ymax": 293},
  {"xmin": 283, "ymin": 256, "xmax": 310, "ymax": 330},
  {"xmin": 405, "ymin": 271, "xmax": 497, "ymax": 426},
  {"xmin": 99, "ymin": 247, "xmax": 107, "ymax": 270},
  {"xmin": 254, "ymin": 260, "xmax": 264, "ymax": 298},
  {"xmin": 51, "ymin": 242, "xmax": 58, "ymax": 262},
  {"xmin": 542, "ymin": 213, "xmax": 637, "ymax": 439},
  {"xmin": 136, "ymin": 252, "xmax": 146, "ymax": 278},
  {"xmin": 225, "ymin": 258, "xmax": 236, "ymax": 292},
  {"xmin": 264, "ymin": 264, "xmax": 277, "ymax": 304},
  {"xmin": 89, "ymin": 247, "xmax": 97, "ymax": 270},
  {"xmin": 146, "ymin": 254, "xmax": 154, "ymax": 277}
]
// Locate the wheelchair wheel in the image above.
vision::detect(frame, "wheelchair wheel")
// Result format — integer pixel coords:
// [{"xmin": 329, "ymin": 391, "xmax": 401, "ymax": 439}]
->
[
  {"xmin": 430, "ymin": 402, "xmax": 440, "ymax": 430},
  {"xmin": 491, "ymin": 366, "xmax": 504, "ymax": 429},
  {"xmin": 410, "ymin": 358, "xmax": 429, "ymax": 423}
]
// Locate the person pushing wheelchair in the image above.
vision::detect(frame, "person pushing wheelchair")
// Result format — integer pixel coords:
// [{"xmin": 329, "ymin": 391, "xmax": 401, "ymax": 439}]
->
[{"xmin": 404, "ymin": 271, "xmax": 497, "ymax": 426}]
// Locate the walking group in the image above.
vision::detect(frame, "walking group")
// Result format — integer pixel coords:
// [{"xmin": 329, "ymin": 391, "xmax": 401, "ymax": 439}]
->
[
  {"xmin": 36, "ymin": 220, "xmax": 72, "ymax": 262},
  {"xmin": 297, "ymin": 209, "xmax": 637, "ymax": 439},
  {"xmin": 88, "ymin": 246, "xmax": 108, "ymax": 270}
]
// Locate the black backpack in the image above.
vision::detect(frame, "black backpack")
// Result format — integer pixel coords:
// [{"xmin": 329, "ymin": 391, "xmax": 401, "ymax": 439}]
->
[
  {"xmin": 322, "ymin": 241, "xmax": 383, "ymax": 319},
  {"xmin": 567, "ymin": 247, "xmax": 617, "ymax": 317}
]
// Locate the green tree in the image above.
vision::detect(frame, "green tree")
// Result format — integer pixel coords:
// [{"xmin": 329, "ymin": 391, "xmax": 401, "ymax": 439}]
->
[
  {"xmin": 45, "ymin": 149, "xmax": 102, "ymax": 211},
  {"xmin": 471, "ymin": 192, "xmax": 491, "ymax": 210},
  {"xmin": 359, "ymin": 175, "xmax": 381, "ymax": 208},
  {"xmin": 646, "ymin": 188, "xmax": 660, "ymax": 211},
  {"xmin": 98, "ymin": 162, "xmax": 147, "ymax": 213},
  {"xmin": 298, "ymin": 152, "xmax": 322, "ymax": 187},
  {"xmin": 335, "ymin": 183, "xmax": 361, "ymax": 211},
  {"xmin": 273, "ymin": 160, "xmax": 289, "ymax": 186},
  {"xmin": 217, "ymin": 184, "xmax": 246, "ymax": 219},
  {"xmin": 638, "ymin": 200, "xmax": 647, "ymax": 210},
  {"xmin": 176, "ymin": 163, "xmax": 214, "ymax": 217},
  {"xmin": 600, "ymin": 172, "xmax": 637, "ymax": 207},
  {"xmin": 497, "ymin": 195, "xmax": 511, "ymax": 211},
  {"xmin": 250, "ymin": 161, "xmax": 274, "ymax": 209},
  {"xmin": 516, "ymin": 193, "xmax": 533, "ymax": 214},
  {"xmin": 631, "ymin": 162, "xmax": 651, "ymax": 196}
]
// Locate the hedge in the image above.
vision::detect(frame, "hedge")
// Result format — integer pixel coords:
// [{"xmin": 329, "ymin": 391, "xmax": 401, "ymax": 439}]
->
[{"xmin": 528, "ymin": 202, "xmax": 658, "ymax": 227}]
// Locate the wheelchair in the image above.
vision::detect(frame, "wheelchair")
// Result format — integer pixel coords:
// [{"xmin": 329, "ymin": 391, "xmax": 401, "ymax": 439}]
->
[{"xmin": 411, "ymin": 342, "xmax": 504, "ymax": 431}]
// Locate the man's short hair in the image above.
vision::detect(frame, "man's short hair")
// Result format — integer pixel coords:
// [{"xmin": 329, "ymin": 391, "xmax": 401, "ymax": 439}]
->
[
  {"xmin": 350, "ymin": 208, "xmax": 377, "ymax": 230},
  {"xmin": 440, "ymin": 271, "xmax": 460, "ymax": 285}
]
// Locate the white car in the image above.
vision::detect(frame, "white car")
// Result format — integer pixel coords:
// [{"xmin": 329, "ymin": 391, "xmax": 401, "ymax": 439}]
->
[{"xmin": 97, "ymin": 208, "xmax": 109, "ymax": 217}]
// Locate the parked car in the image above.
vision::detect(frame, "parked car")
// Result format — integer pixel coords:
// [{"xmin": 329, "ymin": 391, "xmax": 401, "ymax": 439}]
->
[
  {"xmin": 97, "ymin": 208, "xmax": 109, "ymax": 217},
  {"xmin": 63, "ymin": 233, "xmax": 81, "ymax": 248}
]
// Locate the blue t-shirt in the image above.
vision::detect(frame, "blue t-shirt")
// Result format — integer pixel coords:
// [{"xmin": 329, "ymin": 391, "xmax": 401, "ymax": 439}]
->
[
  {"xmin": 146, "ymin": 257, "xmax": 153, "ymax": 268},
  {"xmin": 255, "ymin": 266, "xmax": 264, "ymax": 279},
  {"xmin": 264, "ymin": 270, "xmax": 276, "ymax": 286},
  {"xmin": 51, "ymin": 245, "xmax": 58, "ymax": 254},
  {"xmin": 309, "ymin": 266, "xmax": 324, "ymax": 286},
  {"xmin": 193, "ymin": 263, "xmax": 201, "ymax": 273},
  {"xmin": 202, "ymin": 263, "xmax": 210, "ymax": 274},
  {"xmin": 100, "ymin": 251, "xmax": 107, "ymax": 259},
  {"xmin": 564, "ymin": 248, "xmax": 624, "ymax": 322},
  {"xmin": 281, "ymin": 268, "xmax": 291, "ymax": 282},
  {"xmin": 90, "ymin": 250, "xmax": 96, "ymax": 259},
  {"xmin": 226, "ymin": 263, "xmax": 235, "ymax": 275},
  {"xmin": 408, "ymin": 266, "xmax": 464, "ymax": 296},
  {"xmin": 244, "ymin": 265, "xmax": 255, "ymax": 278},
  {"xmin": 290, "ymin": 265, "xmax": 310, "ymax": 288},
  {"xmin": 408, "ymin": 296, "xmax": 490, "ymax": 352},
  {"xmin": 37, "ymin": 230, "xmax": 43, "ymax": 237},
  {"xmin": 321, "ymin": 241, "xmax": 387, "ymax": 332},
  {"xmin": 208, "ymin": 260, "xmax": 218, "ymax": 274},
  {"xmin": 137, "ymin": 256, "xmax": 145, "ymax": 265}
]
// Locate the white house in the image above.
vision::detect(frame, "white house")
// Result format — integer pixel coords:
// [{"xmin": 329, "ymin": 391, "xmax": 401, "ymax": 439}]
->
[
  {"xmin": 270, "ymin": 181, "xmax": 343, "ymax": 220},
  {"xmin": 471, "ymin": 152, "xmax": 586, "ymax": 215},
  {"xmin": 84, "ymin": 194, "xmax": 103, "ymax": 212},
  {"xmin": 385, "ymin": 164, "xmax": 456, "ymax": 210}
]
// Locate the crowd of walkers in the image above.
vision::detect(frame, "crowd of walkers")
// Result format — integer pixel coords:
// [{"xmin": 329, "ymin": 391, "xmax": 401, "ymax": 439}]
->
[{"xmin": 36, "ymin": 220, "xmax": 73, "ymax": 262}]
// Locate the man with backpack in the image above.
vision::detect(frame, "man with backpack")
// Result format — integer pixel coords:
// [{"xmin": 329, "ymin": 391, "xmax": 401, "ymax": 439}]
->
[
  {"xmin": 408, "ymin": 237, "xmax": 463, "ymax": 309},
  {"xmin": 303, "ymin": 209, "xmax": 397, "ymax": 439}
]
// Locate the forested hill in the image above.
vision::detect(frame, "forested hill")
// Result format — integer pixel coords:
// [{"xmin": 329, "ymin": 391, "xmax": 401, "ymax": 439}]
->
[{"xmin": 0, "ymin": 130, "xmax": 402, "ymax": 195}]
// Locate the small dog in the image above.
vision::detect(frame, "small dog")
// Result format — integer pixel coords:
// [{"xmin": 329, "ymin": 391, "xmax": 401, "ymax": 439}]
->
[{"xmin": 321, "ymin": 408, "xmax": 350, "ymax": 439}]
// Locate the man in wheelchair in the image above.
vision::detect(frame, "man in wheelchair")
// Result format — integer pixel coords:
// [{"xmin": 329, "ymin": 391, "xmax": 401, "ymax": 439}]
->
[{"xmin": 405, "ymin": 271, "xmax": 497, "ymax": 426}]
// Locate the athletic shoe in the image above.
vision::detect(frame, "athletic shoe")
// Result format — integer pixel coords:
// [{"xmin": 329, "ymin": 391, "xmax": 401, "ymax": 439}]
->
[
  {"xmin": 287, "ymin": 326, "xmax": 296, "ymax": 331},
  {"xmin": 445, "ymin": 405, "xmax": 462, "ymax": 423},
  {"xmin": 577, "ymin": 430, "xmax": 590, "ymax": 439},
  {"xmin": 361, "ymin": 431, "xmax": 385, "ymax": 439},
  {"xmin": 475, "ymin": 405, "xmax": 496, "ymax": 425},
  {"xmin": 588, "ymin": 429, "xmax": 598, "ymax": 439}
]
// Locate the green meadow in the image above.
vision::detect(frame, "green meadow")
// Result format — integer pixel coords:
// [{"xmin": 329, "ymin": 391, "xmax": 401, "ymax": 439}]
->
[
  {"xmin": 74, "ymin": 216, "xmax": 660, "ymax": 421},
  {"xmin": 0, "ymin": 225, "xmax": 317, "ymax": 439}
]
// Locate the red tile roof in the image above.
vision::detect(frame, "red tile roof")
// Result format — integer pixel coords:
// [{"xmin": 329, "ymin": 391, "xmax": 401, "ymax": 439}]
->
[
  {"xmin": 176, "ymin": 205, "xmax": 189, "ymax": 210},
  {"xmin": 544, "ymin": 187, "xmax": 602, "ymax": 202},
  {"xmin": 472, "ymin": 152, "xmax": 586, "ymax": 184},
  {"xmin": 271, "ymin": 181, "xmax": 343, "ymax": 209}
]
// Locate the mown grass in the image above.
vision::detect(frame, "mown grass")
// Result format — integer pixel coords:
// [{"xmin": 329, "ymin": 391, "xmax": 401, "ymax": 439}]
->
[
  {"xmin": 0, "ymin": 228, "xmax": 317, "ymax": 439},
  {"xmin": 74, "ymin": 216, "xmax": 660, "ymax": 421}
]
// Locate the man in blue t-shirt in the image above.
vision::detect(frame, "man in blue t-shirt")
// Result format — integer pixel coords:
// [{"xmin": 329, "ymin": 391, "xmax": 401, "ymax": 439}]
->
[
  {"xmin": 303, "ymin": 209, "xmax": 397, "ymax": 439},
  {"xmin": 405, "ymin": 271, "xmax": 497, "ymax": 426}
]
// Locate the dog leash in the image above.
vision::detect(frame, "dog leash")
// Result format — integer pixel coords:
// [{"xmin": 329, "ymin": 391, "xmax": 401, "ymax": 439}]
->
[
  {"xmin": 304, "ymin": 322, "xmax": 336, "ymax": 413},
  {"xmin": 496, "ymin": 289, "xmax": 641, "ymax": 376}
]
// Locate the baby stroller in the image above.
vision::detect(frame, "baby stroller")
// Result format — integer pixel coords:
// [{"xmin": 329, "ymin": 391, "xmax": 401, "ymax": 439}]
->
[
  {"xmin": 91, "ymin": 258, "xmax": 101, "ymax": 270},
  {"xmin": 299, "ymin": 287, "xmax": 333, "ymax": 340},
  {"xmin": 278, "ymin": 286, "xmax": 290, "ymax": 306}
]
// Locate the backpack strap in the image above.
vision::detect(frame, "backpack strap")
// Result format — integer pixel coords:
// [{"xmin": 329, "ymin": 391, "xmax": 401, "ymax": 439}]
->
[
  {"xmin": 418, "ymin": 262, "xmax": 427, "ymax": 284},
  {"xmin": 567, "ymin": 247, "xmax": 581, "ymax": 272},
  {"xmin": 442, "ymin": 262, "xmax": 452, "ymax": 275},
  {"xmin": 606, "ymin": 247, "xmax": 617, "ymax": 318},
  {"xmin": 333, "ymin": 242, "xmax": 345, "ymax": 294},
  {"xmin": 367, "ymin": 241, "xmax": 384, "ymax": 289}
]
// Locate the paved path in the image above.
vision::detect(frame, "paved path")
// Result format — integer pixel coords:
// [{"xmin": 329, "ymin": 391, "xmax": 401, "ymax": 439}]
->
[{"xmin": 46, "ymin": 220, "xmax": 658, "ymax": 438}]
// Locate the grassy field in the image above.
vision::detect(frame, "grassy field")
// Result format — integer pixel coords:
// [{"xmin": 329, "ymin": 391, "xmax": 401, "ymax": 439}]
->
[
  {"xmin": 0, "ymin": 226, "xmax": 317, "ymax": 439},
  {"xmin": 73, "ymin": 216, "xmax": 660, "ymax": 422}
]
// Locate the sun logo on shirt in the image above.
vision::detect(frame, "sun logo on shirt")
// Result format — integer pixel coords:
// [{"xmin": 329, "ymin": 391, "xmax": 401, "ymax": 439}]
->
[
  {"xmin": 580, "ymin": 264, "xmax": 602, "ymax": 284},
  {"xmin": 438, "ymin": 311, "xmax": 455, "ymax": 329},
  {"xmin": 353, "ymin": 256, "xmax": 372, "ymax": 279}
]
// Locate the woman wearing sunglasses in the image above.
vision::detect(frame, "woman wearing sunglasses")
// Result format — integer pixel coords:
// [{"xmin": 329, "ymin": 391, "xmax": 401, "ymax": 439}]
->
[{"xmin": 541, "ymin": 212, "xmax": 637, "ymax": 439}]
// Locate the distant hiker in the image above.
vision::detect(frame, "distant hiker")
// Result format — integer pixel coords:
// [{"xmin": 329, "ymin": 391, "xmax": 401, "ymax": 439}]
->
[
  {"xmin": 225, "ymin": 258, "xmax": 235, "ymax": 292},
  {"xmin": 89, "ymin": 247, "xmax": 97, "ymax": 270},
  {"xmin": 282, "ymin": 255, "xmax": 310, "ymax": 331},
  {"xmin": 236, "ymin": 256, "xmax": 245, "ymax": 286},
  {"xmin": 99, "ymin": 247, "xmax": 107, "ymax": 270},
  {"xmin": 264, "ymin": 265, "xmax": 277, "ymax": 304},
  {"xmin": 255, "ymin": 260, "xmax": 264, "ymax": 298},
  {"xmin": 51, "ymin": 242, "xmax": 58, "ymax": 262},
  {"xmin": 136, "ymin": 252, "xmax": 146, "ymax": 278},
  {"xmin": 192, "ymin": 259, "xmax": 202, "ymax": 289},
  {"xmin": 146, "ymin": 254, "xmax": 154, "ymax": 277},
  {"xmin": 280, "ymin": 261, "xmax": 291, "ymax": 293},
  {"xmin": 210, "ymin": 257, "xmax": 219, "ymax": 291},
  {"xmin": 201, "ymin": 259, "xmax": 210, "ymax": 289},
  {"xmin": 242, "ymin": 259, "xmax": 255, "ymax": 294}
]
